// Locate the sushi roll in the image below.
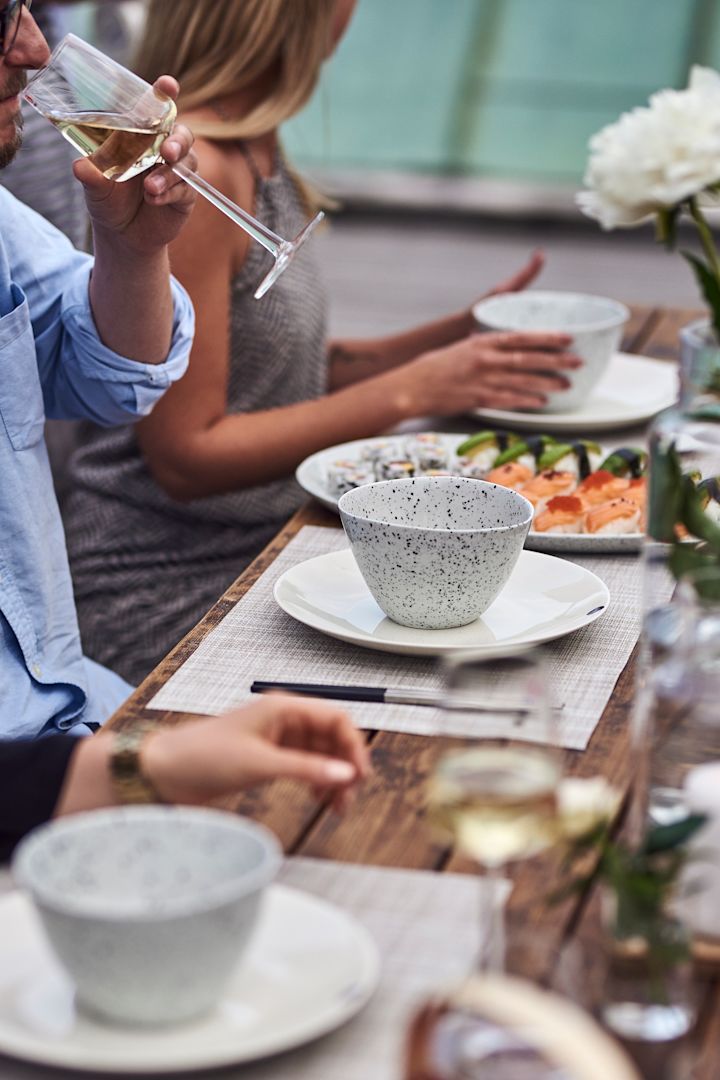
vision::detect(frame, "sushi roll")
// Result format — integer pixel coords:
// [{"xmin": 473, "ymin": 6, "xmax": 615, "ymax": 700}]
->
[
  {"xmin": 484, "ymin": 461, "xmax": 534, "ymax": 490},
  {"xmin": 533, "ymin": 495, "xmax": 586, "ymax": 534},
  {"xmin": 585, "ymin": 497, "xmax": 641, "ymax": 535},
  {"xmin": 360, "ymin": 439, "xmax": 398, "ymax": 467},
  {"xmin": 599, "ymin": 447, "xmax": 648, "ymax": 478},
  {"xmin": 537, "ymin": 440, "xmax": 603, "ymax": 480},
  {"xmin": 379, "ymin": 458, "xmax": 415, "ymax": 481},
  {"xmin": 405, "ymin": 433, "xmax": 450, "ymax": 472},
  {"xmin": 575, "ymin": 470, "xmax": 630, "ymax": 506},
  {"xmin": 455, "ymin": 431, "xmax": 519, "ymax": 477},
  {"xmin": 327, "ymin": 460, "xmax": 374, "ymax": 497},
  {"xmin": 520, "ymin": 469, "xmax": 576, "ymax": 513}
]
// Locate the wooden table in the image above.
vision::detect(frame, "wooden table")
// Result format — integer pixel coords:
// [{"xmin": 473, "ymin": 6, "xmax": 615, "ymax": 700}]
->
[{"xmin": 108, "ymin": 304, "xmax": 718, "ymax": 1079}]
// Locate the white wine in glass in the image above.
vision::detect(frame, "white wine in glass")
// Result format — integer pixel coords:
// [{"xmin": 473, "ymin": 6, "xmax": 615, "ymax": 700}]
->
[
  {"xmin": 430, "ymin": 745, "xmax": 560, "ymax": 867},
  {"xmin": 24, "ymin": 35, "xmax": 323, "ymax": 299},
  {"xmin": 428, "ymin": 650, "xmax": 562, "ymax": 973},
  {"xmin": 42, "ymin": 106, "xmax": 177, "ymax": 182}
]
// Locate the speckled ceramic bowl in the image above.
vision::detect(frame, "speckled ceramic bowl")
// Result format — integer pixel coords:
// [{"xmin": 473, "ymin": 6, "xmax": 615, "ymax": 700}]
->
[
  {"xmin": 338, "ymin": 476, "xmax": 533, "ymax": 629},
  {"xmin": 12, "ymin": 806, "xmax": 281, "ymax": 1027},
  {"xmin": 472, "ymin": 290, "xmax": 629, "ymax": 412}
]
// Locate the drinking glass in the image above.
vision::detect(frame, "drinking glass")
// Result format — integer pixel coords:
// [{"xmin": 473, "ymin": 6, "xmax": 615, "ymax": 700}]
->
[
  {"xmin": 427, "ymin": 650, "xmax": 561, "ymax": 973},
  {"xmin": 23, "ymin": 34, "xmax": 324, "ymax": 299}
]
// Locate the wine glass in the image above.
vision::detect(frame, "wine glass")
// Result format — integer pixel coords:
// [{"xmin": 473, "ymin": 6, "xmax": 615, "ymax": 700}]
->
[
  {"xmin": 23, "ymin": 34, "xmax": 324, "ymax": 299},
  {"xmin": 428, "ymin": 650, "xmax": 561, "ymax": 973}
]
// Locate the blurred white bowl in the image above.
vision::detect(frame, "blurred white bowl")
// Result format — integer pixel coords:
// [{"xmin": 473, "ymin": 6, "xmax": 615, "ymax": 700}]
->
[
  {"xmin": 339, "ymin": 475, "xmax": 532, "ymax": 630},
  {"xmin": 473, "ymin": 290, "xmax": 629, "ymax": 412},
  {"xmin": 12, "ymin": 806, "xmax": 281, "ymax": 1027}
]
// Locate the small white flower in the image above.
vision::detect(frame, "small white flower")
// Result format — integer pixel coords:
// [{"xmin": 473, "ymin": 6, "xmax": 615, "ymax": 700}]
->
[
  {"xmin": 556, "ymin": 777, "xmax": 622, "ymax": 839},
  {"xmin": 577, "ymin": 65, "xmax": 720, "ymax": 229}
]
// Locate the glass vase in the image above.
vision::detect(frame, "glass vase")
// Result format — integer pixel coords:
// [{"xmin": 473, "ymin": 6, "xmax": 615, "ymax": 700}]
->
[{"xmin": 644, "ymin": 318, "xmax": 720, "ymax": 635}]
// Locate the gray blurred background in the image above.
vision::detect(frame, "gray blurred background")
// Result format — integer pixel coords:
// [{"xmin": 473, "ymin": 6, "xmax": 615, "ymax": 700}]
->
[{"xmin": 5, "ymin": 0, "xmax": 713, "ymax": 334}]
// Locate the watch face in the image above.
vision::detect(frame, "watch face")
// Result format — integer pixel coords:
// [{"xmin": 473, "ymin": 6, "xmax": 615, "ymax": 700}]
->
[{"xmin": 110, "ymin": 728, "xmax": 160, "ymax": 804}]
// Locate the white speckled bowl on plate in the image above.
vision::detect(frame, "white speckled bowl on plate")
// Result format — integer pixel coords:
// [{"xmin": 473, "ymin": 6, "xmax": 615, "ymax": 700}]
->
[
  {"xmin": 338, "ymin": 476, "xmax": 533, "ymax": 630},
  {"xmin": 472, "ymin": 290, "xmax": 629, "ymax": 412},
  {"xmin": 12, "ymin": 806, "xmax": 281, "ymax": 1027}
]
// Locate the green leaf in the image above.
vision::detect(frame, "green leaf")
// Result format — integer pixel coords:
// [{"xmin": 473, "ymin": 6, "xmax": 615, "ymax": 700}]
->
[
  {"xmin": 643, "ymin": 814, "xmax": 708, "ymax": 855},
  {"xmin": 647, "ymin": 442, "xmax": 684, "ymax": 541},
  {"xmin": 682, "ymin": 251, "xmax": 720, "ymax": 340}
]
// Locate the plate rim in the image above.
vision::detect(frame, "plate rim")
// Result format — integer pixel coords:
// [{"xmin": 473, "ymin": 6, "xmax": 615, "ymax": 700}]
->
[
  {"xmin": 0, "ymin": 886, "xmax": 381, "ymax": 1074},
  {"xmin": 470, "ymin": 351, "xmax": 676, "ymax": 433},
  {"xmin": 274, "ymin": 547, "xmax": 610, "ymax": 657}
]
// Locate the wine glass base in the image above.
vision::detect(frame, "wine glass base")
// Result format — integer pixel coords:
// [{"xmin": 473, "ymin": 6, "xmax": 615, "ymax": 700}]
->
[{"xmin": 253, "ymin": 211, "xmax": 325, "ymax": 299}]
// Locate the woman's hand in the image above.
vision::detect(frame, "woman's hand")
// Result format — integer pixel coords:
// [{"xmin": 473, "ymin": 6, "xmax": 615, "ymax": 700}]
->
[
  {"xmin": 477, "ymin": 250, "xmax": 545, "ymax": 301},
  {"xmin": 56, "ymin": 696, "xmax": 370, "ymax": 819},
  {"xmin": 142, "ymin": 695, "xmax": 370, "ymax": 811},
  {"xmin": 73, "ymin": 76, "xmax": 197, "ymax": 256},
  {"xmin": 391, "ymin": 330, "xmax": 582, "ymax": 414}
]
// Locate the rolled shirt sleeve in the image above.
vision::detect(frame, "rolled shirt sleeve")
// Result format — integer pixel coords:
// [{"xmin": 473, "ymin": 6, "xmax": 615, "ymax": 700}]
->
[
  {"xmin": 46, "ymin": 262, "xmax": 194, "ymax": 425},
  {"xmin": 0, "ymin": 186, "xmax": 194, "ymax": 426}
]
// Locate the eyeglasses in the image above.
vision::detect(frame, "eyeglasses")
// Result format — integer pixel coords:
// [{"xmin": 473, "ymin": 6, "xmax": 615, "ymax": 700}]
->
[{"xmin": 0, "ymin": 0, "xmax": 32, "ymax": 57}]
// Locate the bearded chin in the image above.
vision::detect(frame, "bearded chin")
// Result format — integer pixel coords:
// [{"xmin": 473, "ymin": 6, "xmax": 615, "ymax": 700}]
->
[{"xmin": 0, "ymin": 110, "xmax": 24, "ymax": 170}]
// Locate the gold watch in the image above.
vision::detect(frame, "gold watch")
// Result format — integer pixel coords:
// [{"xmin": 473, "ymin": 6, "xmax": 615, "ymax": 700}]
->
[{"xmin": 110, "ymin": 725, "xmax": 165, "ymax": 805}]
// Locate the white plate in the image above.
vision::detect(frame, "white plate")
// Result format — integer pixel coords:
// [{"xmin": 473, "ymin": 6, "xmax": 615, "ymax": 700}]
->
[
  {"xmin": 274, "ymin": 548, "xmax": 609, "ymax": 657},
  {"xmin": 471, "ymin": 352, "xmax": 677, "ymax": 434},
  {"xmin": 295, "ymin": 432, "xmax": 643, "ymax": 554},
  {"xmin": 0, "ymin": 887, "xmax": 380, "ymax": 1074}
]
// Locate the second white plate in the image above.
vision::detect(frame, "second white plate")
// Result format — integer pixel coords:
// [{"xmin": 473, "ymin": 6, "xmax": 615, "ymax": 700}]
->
[
  {"xmin": 0, "ymin": 887, "xmax": 380, "ymax": 1074},
  {"xmin": 274, "ymin": 548, "xmax": 609, "ymax": 657},
  {"xmin": 471, "ymin": 352, "xmax": 677, "ymax": 434}
]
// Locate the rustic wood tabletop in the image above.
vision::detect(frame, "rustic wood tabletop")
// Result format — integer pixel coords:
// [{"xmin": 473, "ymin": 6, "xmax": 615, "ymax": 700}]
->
[{"xmin": 107, "ymin": 304, "xmax": 718, "ymax": 1079}]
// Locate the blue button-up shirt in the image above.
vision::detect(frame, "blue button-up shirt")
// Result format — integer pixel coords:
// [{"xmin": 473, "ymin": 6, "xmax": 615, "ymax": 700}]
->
[{"xmin": 0, "ymin": 188, "xmax": 194, "ymax": 739}]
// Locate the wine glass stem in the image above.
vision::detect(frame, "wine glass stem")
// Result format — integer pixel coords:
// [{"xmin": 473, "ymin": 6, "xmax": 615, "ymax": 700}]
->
[
  {"xmin": 171, "ymin": 160, "xmax": 285, "ymax": 257},
  {"xmin": 478, "ymin": 864, "xmax": 506, "ymax": 973}
]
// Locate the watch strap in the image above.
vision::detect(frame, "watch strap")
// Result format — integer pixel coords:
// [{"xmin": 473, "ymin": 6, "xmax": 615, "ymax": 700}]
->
[{"xmin": 110, "ymin": 724, "xmax": 164, "ymax": 805}]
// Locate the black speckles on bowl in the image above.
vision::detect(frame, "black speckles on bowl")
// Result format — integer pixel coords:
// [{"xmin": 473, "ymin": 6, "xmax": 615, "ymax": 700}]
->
[{"xmin": 338, "ymin": 476, "xmax": 533, "ymax": 629}]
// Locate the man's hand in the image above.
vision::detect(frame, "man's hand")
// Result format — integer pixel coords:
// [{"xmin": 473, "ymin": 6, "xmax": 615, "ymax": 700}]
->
[{"xmin": 73, "ymin": 76, "xmax": 197, "ymax": 256}]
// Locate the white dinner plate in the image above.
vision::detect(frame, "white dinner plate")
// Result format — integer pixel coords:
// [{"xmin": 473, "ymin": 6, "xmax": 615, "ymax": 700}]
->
[
  {"xmin": 471, "ymin": 352, "xmax": 677, "ymax": 434},
  {"xmin": 274, "ymin": 548, "xmax": 609, "ymax": 657},
  {"xmin": 295, "ymin": 433, "xmax": 643, "ymax": 554},
  {"xmin": 0, "ymin": 887, "xmax": 380, "ymax": 1074}
]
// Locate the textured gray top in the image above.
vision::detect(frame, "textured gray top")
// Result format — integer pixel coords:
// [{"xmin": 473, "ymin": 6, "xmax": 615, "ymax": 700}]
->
[{"xmin": 64, "ymin": 154, "xmax": 328, "ymax": 684}]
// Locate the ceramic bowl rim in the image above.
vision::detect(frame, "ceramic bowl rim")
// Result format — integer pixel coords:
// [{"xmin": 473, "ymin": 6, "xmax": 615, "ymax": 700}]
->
[
  {"xmin": 12, "ymin": 806, "xmax": 282, "ymax": 923},
  {"xmin": 338, "ymin": 476, "xmax": 533, "ymax": 536},
  {"xmin": 472, "ymin": 290, "xmax": 630, "ymax": 333}
]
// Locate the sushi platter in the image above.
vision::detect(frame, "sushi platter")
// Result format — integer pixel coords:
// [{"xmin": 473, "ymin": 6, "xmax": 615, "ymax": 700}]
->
[{"xmin": 295, "ymin": 431, "xmax": 648, "ymax": 554}]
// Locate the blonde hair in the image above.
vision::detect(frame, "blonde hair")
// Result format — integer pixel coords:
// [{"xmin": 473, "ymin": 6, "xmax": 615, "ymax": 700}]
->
[{"xmin": 135, "ymin": 0, "xmax": 336, "ymax": 142}]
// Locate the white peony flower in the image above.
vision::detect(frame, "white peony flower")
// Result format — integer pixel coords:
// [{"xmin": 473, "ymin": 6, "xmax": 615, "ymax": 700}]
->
[{"xmin": 577, "ymin": 65, "xmax": 720, "ymax": 229}]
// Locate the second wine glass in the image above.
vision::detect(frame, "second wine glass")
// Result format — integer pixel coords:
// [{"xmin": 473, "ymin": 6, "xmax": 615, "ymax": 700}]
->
[{"xmin": 428, "ymin": 650, "xmax": 562, "ymax": 973}]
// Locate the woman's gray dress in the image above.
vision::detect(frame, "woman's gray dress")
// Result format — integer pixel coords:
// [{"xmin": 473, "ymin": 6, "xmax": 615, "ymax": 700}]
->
[{"xmin": 64, "ymin": 156, "xmax": 327, "ymax": 684}]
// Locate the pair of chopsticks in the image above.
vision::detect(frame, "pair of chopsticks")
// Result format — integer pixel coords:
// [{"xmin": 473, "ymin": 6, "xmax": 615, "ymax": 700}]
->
[{"xmin": 250, "ymin": 681, "xmax": 561, "ymax": 714}]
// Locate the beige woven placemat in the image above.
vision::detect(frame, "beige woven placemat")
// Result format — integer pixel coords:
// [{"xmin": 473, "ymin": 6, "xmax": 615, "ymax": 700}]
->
[
  {"xmin": 245, "ymin": 857, "xmax": 504, "ymax": 1080},
  {"xmin": 148, "ymin": 526, "xmax": 663, "ymax": 750}
]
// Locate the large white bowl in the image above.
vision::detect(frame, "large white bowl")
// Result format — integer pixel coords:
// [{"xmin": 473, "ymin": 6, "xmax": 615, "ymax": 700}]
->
[
  {"xmin": 338, "ymin": 476, "xmax": 533, "ymax": 630},
  {"xmin": 472, "ymin": 290, "xmax": 629, "ymax": 412},
  {"xmin": 12, "ymin": 806, "xmax": 281, "ymax": 1027}
]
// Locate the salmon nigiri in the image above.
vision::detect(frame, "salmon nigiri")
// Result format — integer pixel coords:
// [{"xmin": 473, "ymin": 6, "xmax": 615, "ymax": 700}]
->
[
  {"xmin": 533, "ymin": 495, "xmax": 587, "ymax": 534},
  {"xmin": 520, "ymin": 470, "xmax": 576, "ymax": 514},
  {"xmin": 575, "ymin": 470, "xmax": 630, "ymax": 506},
  {"xmin": 485, "ymin": 461, "xmax": 534, "ymax": 490},
  {"xmin": 585, "ymin": 497, "xmax": 641, "ymax": 535}
]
